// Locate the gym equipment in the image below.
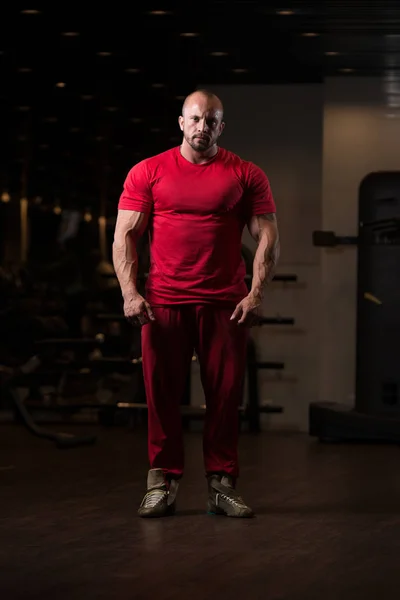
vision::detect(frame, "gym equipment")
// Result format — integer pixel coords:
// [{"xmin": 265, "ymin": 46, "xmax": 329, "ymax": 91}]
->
[
  {"xmin": 0, "ymin": 241, "xmax": 295, "ymax": 433},
  {"xmin": 309, "ymin": 171, "xmax": 400, "ymax": 442},
  {"xmin": 91, "ymin": 312, "xmax": 290, "ymax": 431},
  {"xmin": 0, "ymin": 289, "xmax": 100, "ymax": 447},
  {"xmin": 2, "ymin": 355, "xmax": 97, "ymax": 448},
  {"xmin": 312, "ymin": 230, "xmax": 358, "ymax": 247}
]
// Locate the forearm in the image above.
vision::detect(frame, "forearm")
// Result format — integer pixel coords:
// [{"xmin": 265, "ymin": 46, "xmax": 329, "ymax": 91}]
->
[
  {"xmin": 112, "ymin": 235, "xmax": 139, "ymax": 299},
  {"xmin": 250, "ymin": 233, "xmax": 280, "ymax": 299},
  {"xmin": 112, "ymin": 210, "xmax": 148, "ymax": 300}
]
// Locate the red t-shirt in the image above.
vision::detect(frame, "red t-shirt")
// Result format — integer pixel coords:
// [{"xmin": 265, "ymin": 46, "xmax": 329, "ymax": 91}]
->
[{"xmin": 118, "ymin": 146, "xmax": 276, "ymax": 306}]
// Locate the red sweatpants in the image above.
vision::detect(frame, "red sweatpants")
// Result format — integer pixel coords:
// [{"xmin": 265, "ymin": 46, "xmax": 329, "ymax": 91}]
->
[{"xmin": 141, "ymin": 305, "xmax": 249, "ymax": 480}]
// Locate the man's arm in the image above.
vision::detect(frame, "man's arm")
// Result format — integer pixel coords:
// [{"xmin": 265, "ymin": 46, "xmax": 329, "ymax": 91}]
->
[
  {"xmin": 247, "ymin": 213, "xmax": 280, "ymax": 300},
  {"xmin": 230, "ymin": 212, "xmax": 280, "ymax": 325},
  {"xmin": 112, "ymin": 209, "xmax": 149, "ymax": 299}
]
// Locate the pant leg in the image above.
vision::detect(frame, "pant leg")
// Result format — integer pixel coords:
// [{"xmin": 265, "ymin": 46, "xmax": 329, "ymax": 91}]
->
[
  {"xmin": 194, "ymin": 305, "xmax": 249, "ymax": 479},
  {"xmin": 141, "ymin": 306, "xmax": 195, "ymax": 479}
]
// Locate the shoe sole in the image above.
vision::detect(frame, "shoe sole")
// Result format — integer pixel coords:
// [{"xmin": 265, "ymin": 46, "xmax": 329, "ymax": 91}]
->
[
  {"xmin": 207, "ymin": 511, "xmax": 254, "ymax": 518},
  {"xmin": 138, "ymin": 504, "xmax": 176, "ymax": 518},
  {"xmin": 207, "ymin": 503, "xmax": 254, "ymax": 518}
]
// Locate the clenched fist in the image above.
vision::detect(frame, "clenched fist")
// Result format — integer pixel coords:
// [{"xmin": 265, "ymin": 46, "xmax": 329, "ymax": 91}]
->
[{"xmin": 123, "ymin": 293, "xmax": 155, "ymax": 326}]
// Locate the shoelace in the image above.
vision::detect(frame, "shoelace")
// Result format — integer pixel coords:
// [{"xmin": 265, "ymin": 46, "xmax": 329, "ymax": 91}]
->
[
  {"xmin": 143, "ymin": 489, "xmax": 166, "ymax": 508},
  {"xmin": 218, "ymin": 492, "xmax": 245, "ymax": 508}
]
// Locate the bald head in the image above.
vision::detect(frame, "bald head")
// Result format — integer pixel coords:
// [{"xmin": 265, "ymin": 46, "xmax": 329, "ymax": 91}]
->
[
  {"xmin": 182, "ymin": 89, "xmax": 224, "ymax": 118},
  {"xmin": 179, "ymin": 89, "xmax": 225, "ymax": 156}
]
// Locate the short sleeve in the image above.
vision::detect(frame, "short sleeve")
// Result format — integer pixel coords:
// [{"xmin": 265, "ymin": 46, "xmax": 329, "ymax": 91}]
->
[
  {"xmin": 118, "ymin": 160, "xmax": 153, "ymax": 213},
  {"xmin": 244, "ymin": 163, "xmax": 276, "ymax": 217}
]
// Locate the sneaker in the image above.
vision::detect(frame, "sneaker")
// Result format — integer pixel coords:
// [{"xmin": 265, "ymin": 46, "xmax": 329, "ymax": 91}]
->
[
  {"xmin": 138, "ymin": 468, "xmax": 179, "ymax": 518},
  {"xmin": 207, "ymin": 474, "xmax": 254, "ymax": 518}
]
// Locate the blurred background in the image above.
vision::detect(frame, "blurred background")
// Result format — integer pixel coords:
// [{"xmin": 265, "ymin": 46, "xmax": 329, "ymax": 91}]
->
[
  {"xmin": 1, "ymin": 1, "xmax": 400, "ymax": 444},
  {"xmin": 3, "ymin": 3, "xmax": 400, "ymax": 599}
]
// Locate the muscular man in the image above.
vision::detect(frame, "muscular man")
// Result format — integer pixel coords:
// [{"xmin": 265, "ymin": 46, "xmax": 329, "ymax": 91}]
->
[{"xmin": 112, "ymin": 89, "xmax": 279, "ymax": 518}]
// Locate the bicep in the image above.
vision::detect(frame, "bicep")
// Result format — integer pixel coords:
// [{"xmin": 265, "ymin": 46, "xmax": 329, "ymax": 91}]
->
[
  {"xmin": 247, "ymin": 213, "xmax": 279, "ymax": 243},
  {"xmin": 114, "ymin": 210, "xmax": 150, "ymax": 246},
  {"xmin": 244, "ymin": 163, "xmax": 276, "ymax": 217},
  {"xmin": 118, "ymin": 161, "xmax": 153, "ymax": 213}
]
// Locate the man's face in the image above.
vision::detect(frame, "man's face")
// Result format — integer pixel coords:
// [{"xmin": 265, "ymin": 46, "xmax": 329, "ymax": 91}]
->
[{"xmin": 178, "ymin": 97, "xmax": 225, "ymax": 151}]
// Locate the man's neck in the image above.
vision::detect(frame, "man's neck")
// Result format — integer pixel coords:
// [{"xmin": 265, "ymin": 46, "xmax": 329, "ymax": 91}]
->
[{"xmin": 179, "ymin": 142, "xmax": 219, "ymax": 165}]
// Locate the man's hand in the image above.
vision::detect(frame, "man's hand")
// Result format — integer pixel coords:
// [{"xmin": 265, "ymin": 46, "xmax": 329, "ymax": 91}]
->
[
  {"xmin": 230, "ymin": 292, "xmax": 262, "ymax": 327},
  {"xmin": 123, "ymin": 293, "xmax": 155, "ymax": 326}
]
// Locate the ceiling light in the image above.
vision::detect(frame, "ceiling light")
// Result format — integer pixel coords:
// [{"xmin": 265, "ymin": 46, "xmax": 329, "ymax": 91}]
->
[
  {"xmin": 210, "ymin": 51, "xmax": 228, "ymax": 57},
  {"xmin": 17, "ymin": 106, "xmax": 30, "ymax": 111},
  {"xmin": 69, "ymin": 128, "xmax": 80, "ymax": 133},
  {"xmin": 105, "ymin": 106, "xmax": 118, "ymax": 111},
  {"xmin": 81, "ymin": 95, "xmax": 94, "ymax": 100},
  {"xmin": 149, "ymin": 10, "xmax": 171, "ymax": 15},
  {"xmin": 180, "ymin": 32, "xmax": 199, "ymax": 37},
  {"xmin": 39, "ymin": 144, "xmax": 49, "ymax": 149},
  {"xmin": 55, "ymin": 82, "xmax": 66, "ymax": 88},
  {"xmin": 175, "ymin": 95, "xmax": 185, "ymax": 100},
  {"xmin": 150, "ymin": 128, "xmax": 162, "ymax": 133},
  {"xmin": 302, "ymin": 32, "xmax": 319, "ymax": 37},
  {"xmin": 277, "ymin": 10, "xmax": 294, "ymax": 15},
  {"xmin": 130, "ymin": 118, "xmax": 143, "ymax": 123},
  {"xmin": 18, "ymin": 67, "xmax": 32, "ymax": 73},
  {"xmin": 43, "ymin": 117, "xmax": 58, "ymax": 123},
  {"xmin": 232, "ymin": 68, "xmax": 248, "ymax": 73},
  {"xmin": 125, "ymin": 68, "xmax": 140, "ymax": 73},
  {"xmin": 20, "ymin": 9, "xmax": 40, "ymax": 14},
  {"xmin": 339, "ymin": 68, "xmax": 354, "ymax": 73},
  {"xmin": 152, "ymin": 83, "xmax": 165, "ymax": 88},
  {"xmin": 61, "ymin": 32, "xmax": 80, "ymax": 37},
  {"xmin": 97, "ymin": 51, "xmax": 112, "ymax": 57},
  {"xmin": 1, "ymin": 192, "xmax": 10, "ymax": 203},
  {"xmin": 325, "ymin": 51, "xmax": 339, "ymax": 56}
]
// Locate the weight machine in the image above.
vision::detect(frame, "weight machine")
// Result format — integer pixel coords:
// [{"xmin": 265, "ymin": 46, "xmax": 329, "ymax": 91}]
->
[{"xmin": 309, "ymin": 171, "xmax": 400, "ymax": 442}]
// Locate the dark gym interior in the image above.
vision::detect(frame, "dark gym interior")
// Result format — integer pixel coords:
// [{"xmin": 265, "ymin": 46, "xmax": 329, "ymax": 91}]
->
[{"xmin": 2, "ymin": 3, "xmax": 400, "ymax": 599}]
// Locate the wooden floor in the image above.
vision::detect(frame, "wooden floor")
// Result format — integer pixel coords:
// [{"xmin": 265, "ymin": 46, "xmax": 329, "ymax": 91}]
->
[{"xmin": 2, "ymin": 423, "xmax": 400, "ymax": 599}]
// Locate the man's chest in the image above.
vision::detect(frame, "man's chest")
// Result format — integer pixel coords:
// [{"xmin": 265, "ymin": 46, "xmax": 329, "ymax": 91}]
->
[{"xmin": 151, "ymin": 169, "xmax": 245, "ymax": 215}]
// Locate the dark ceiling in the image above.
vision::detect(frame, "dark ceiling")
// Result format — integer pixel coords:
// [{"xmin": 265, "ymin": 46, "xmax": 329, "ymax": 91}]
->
[{"xmin": 2, "ymin": 1, "xmax": 400, "ymax": 208}]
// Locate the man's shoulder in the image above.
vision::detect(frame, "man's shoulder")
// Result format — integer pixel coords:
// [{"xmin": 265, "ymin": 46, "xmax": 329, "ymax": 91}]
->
[
  {"xmin": 219, "ymin": 147, "xmax": 259, "ymax": 175},
  {"xmin": 131, "ymin": 147, "xmax": 177, "ymax": 174},
  {"xmin": 219, "ymin": 147, "xmax": 243, "ymax": 164}
]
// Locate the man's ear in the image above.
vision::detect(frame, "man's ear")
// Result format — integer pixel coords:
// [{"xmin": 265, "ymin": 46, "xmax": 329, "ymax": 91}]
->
[
  {"xmin": 178, "ymin": 115, "xmax": 184, "ymax": 131},
  {"xmin": 219, "ymin": 121, "xmax": 225, "ymax": 136}
]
